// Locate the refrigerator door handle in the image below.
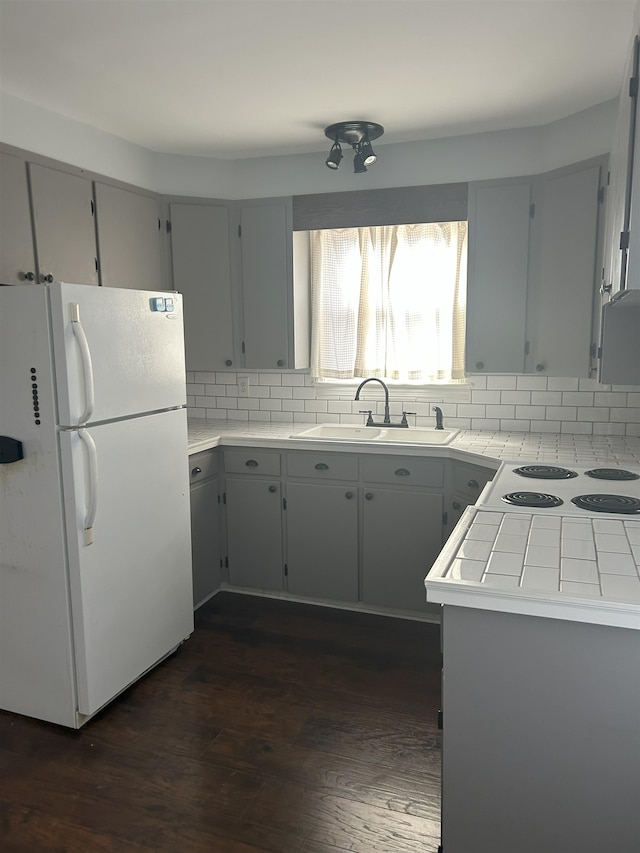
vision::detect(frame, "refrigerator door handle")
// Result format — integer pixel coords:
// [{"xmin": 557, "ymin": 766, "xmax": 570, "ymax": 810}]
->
[
  {"xmin": 78, "ymin": 429, "xmax": 98, "ymax": 546},
  {"xmin": 70, "ymin": 303, "xmax": 95, "ymax": 425}
]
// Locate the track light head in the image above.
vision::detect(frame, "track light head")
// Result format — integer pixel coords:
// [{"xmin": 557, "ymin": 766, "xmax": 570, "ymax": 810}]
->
[
  {"xmin": 353, "ymin": 149, "xmax": 368, "ymax": 174},
  {"xmin": 359, "ymin": 138, "xmax": 377, "ymax": 166},
  {"xmin": 325, "ymin": 141, "xmax": 343, "ymax": 170}
]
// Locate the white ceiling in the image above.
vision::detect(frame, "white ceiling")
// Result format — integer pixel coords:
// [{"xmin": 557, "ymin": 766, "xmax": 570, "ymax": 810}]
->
[{"xmin": 0, "ymin": 0, "xmax": 636, "ymax": 160}]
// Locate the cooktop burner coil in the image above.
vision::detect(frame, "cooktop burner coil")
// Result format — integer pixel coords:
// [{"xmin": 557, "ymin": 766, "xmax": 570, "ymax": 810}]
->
[
  {"xmin": 501, "ymin": 491, "xmax": 564, "ymax": 509},
  {"xmin": 513, "ymin": 465, "xmax": 578, "ymax": 480},
  {"xmin": 570, "ymin": 494, "xmax": 640, "ymax": 514},
  {"xmin": 584, "ymin": 468, "xmax": 640, "ymax": 481}
]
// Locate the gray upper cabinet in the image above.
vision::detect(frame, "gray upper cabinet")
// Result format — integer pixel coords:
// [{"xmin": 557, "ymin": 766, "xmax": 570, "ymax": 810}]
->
[
  {"xmin": 169, "ymin": 203, "xmax": 235, "ymax": 372},
  {"xmin": 467, "ymin": 158, "xmax": 606, "ymax": 378},
  {"xmin": 528, "ymin": 160, "xmax": 605, "ymax": 377},
  {"xmin": 466, "ymin": 179, "xmax": 531, "ymax": 373},
  {"xmin": 237, "ymin": 199, "xmax": 309, "ymax": 370},
  {"xmin": 29, "ymin": 162, "xmax": 98, "ymax": 285},
  {"xmin": 0, "ymin": 151, "xmax": 36, "ymax": 285},
  {"xmin": 95, "ymin": 182, "xmax": 163, "ymax": 290}
]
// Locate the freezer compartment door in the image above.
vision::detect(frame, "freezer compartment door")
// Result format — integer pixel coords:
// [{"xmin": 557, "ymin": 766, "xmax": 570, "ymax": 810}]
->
[
  {"xmin": 59, "ymin": 408, "xmax": 193, "ymax": 716},
  {"xmin": 49, "ymin": 282, "xmax": 186, "ymax": 426}
]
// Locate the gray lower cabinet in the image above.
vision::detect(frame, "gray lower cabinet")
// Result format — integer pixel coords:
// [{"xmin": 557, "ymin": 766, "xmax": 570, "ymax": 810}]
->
[
  {"xmin": 0, "ymin": 150, "xmax": 36, "ymax": 285},
  {"xmin": 440, "ymin": 605, "xmax": 640, "ymax": 853},
  {"xmin": 95, "ymin": 182, "xmax": 163, "ymax": 290},
  {"xmin": 362, "ymin": 488, "xmax": 443, "ymax": 613},
  {"xmin": 189, "ymin": 450, "xmax": 221, "ymax": 608},
  {"xmin": 223, "ymin": 449, "xmax": 284, "ymax": 591},
  {"xmin": 444, "ymin": 460, "xmax": 495, "ymax": 540},
  {"xmin": 285, "ymin": 481, "xmax": 358, "ymax": 601}
]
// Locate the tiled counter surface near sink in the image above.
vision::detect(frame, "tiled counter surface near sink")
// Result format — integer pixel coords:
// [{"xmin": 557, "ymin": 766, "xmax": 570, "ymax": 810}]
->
[{"xmin": 187, "ymin": 418, "xmax": 640, "ymax": 629}]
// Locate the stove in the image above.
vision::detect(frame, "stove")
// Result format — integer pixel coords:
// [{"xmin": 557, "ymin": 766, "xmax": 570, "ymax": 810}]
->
[{"xmin": 479, "ymin": 462, "xmax": 640, "ymax": 517}]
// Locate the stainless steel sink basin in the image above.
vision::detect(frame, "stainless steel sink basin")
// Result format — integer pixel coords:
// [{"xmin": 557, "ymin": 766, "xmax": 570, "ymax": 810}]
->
[{"xmin": 290, "ymin": 424, "xmax": 459, "ymax": 445}]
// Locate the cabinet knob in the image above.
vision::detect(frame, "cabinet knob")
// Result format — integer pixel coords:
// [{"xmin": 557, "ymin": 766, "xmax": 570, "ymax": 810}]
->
[
  {"xmin": 277, "ymin": 359, "xmax": 285, "ymax": 367},
  {"xmin": 365, "ymin": 492, "xmax": 373, "ymax": 500},
  {"xmin": 225, "ymin": 359, "xmax": 233, "ymax": 367},
  {"xmin": 268, "ymin": 484, "xmax": 277, "ymax": 493},
  {"xmin": 395, "ymin": 468, "xmax": 410, "ymax": 477},
  {"xmin": 191, "ymin": 466, "xmax": 202, "ymax": 476},
  {"xmin": 314, "ymin": 462, "xmax": 329, "ymax": 470},
  {"xmin": 475, "ymin": 361, "xmax": 484, "ymax": 370},
  {"xmin": 21, "ymin": 271, "xmax": 35, "ymax": 281},
  {"xmin": 535, "ymin": 363, "xmax": 545, "ymax": 372},
  {"xmin": 245, "ymin": 459, "xmax": 259, "ymax": 467},
  {"xmin": 467, "ymin": 479, "xmax": 479, "ymax": 489},
  {"xmin": 345, "ymin": 491, "xmax": 353, "ymax": 499},
  {"xmin": 452, "ymin": 501, "xmax": 462, "ymax": 510},
  {"xmin": 41, "ymin": 273, "xmax": 54, "ymax": 283}
]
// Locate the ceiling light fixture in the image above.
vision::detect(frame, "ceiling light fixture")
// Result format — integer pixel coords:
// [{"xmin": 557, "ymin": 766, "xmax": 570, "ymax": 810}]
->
[{"xmin": 324, "ymin": 121, "xmax": 384, "ymax": 173}]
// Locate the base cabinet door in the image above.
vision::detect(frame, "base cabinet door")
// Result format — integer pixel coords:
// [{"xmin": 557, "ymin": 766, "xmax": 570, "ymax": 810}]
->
[
  {"xmin": 285, "ymin": 481, "xmax": 358, "ymax": 601},
  {"xmin": 225, "ymin": 477, "xmax": 283, "ymax": 591},
  {"xmin": 189, "ymin": 453, "xmax": 221, "ymax": 608},
  {"xmin": 362, "ymin": 489, "xmax": 443, "ymax": 613}
]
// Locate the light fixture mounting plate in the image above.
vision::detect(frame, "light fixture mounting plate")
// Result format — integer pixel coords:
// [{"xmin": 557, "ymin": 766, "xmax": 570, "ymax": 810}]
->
[{"xmin": 324, "ymin": 121, "xmax": 384, "ymax": 146}]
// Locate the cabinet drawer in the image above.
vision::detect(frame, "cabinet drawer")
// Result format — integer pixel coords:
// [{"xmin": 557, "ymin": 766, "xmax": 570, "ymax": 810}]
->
[
  {"xmin": 224, "ymin": 449, "xmax": 281, "ymax": 476},
  {"xmin": 189, "ymin": 449, "xmax": 218, "ymax": 484},
  {"xmin": 452, "ymin": 462, "xmax": 494, "ymax": 497},
  {"xmin": 286, "ymin": 452, "xmax": 358, "ymax": 481},
  {"xmin": 363, "ymin": 456, "xmax": 444, "ymax": 488}
]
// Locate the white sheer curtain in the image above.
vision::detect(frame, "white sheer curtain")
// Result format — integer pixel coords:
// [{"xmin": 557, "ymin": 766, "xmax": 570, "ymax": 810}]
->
[{"xmin": 310, "ymin": 222, "xmax": 467, "ymax": 382}]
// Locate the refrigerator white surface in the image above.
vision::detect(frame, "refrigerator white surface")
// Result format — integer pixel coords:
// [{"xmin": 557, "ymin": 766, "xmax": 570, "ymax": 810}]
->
[{"xmin": 0, "ymin": 283, "xmax": 193, "ymax": 728}]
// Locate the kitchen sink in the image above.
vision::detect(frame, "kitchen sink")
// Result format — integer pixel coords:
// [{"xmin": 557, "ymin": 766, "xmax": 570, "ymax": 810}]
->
[{"xmin": 290, "ymin": 423, "xmax": 459, "ymax": 445}]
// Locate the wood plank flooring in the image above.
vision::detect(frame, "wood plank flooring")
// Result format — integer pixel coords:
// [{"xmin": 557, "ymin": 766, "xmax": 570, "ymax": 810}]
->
[{"xmin": 0, "ymin": 593, "xmax": 443, "ymax": 853}]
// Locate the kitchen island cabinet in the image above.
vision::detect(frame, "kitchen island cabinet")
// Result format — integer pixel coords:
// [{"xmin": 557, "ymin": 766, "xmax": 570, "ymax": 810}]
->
[
  {"xmin": 189, "ymin": 450, "xmax": 221, "ymax": 608},
  {"xmin": 439, "ymin": 604, "xmax": 640, "ymax": 853}
]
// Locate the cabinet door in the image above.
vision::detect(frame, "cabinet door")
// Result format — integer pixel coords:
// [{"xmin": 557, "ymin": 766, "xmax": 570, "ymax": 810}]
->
[
  {"xmin": 170, "ymin": 203, "xmax": 235, "ymax": 371},
  {"xmin": 225, "ymin": 477, "xmax": 283, "ymax": 591},
  {"xmin": 466, "ymin": 179, "xmax": 531, "ymax": 373},
  {"xmin": 239, "ymin": 201, "xmax": 291, "ymax": 368},
  {"xmin": 529, "ymin": 161, "xmax": 604, "ymax": 377},
  {"xmin": 190, "ymin": 475, "xmax": 220, "ymax": 608},
  {"xmin": 285, "ymin": 482, "xmax": 358, "ymax": 602},
  {"xmin": 95, "ymin": 182, "xmax": 163, "ymax": 290},
  {"xmin": 29, "ymin": 162, "xmax": 98, "ymax": 285},
  {"xmin": 0, "ymin": 151, "xmax": 36, "ymax": 285},
  {"xmin": 362, "ymin": 488, "xmax": 443, "ymax": 613}
]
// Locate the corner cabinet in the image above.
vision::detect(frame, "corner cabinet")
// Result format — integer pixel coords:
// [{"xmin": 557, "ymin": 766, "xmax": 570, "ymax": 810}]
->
[
  {"xmin": 466, "ymin": 156, "xmax": 607, "ymax": 378},
  {"xmin": 236, "ymin": 198, "xmax": 309, "ymax": 370}
]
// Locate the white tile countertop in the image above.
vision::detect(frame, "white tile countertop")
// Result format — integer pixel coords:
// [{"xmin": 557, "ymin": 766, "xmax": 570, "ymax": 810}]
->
[{"xmin": 426, "ymin": 506, "xmax": 640, "ymax": 629}]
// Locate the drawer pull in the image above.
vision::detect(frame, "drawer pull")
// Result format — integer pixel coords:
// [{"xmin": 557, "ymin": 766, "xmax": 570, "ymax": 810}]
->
[
  {"xmin": 268, "ymin": 485, "xmax": 277, "ymax": 493},
  {"xmin": 314, "ymin": 462, "xmax": 329, "ymax": 470},
  {"xmin": 467, "ymin": 479, "xmax": 479, "ymax": 489},
  {"xmin": 245, "ymin": 459, "xmax": 259, "ymax": 467},
  {"xmin": 191, "ymin": 466, "xmax": 202, "ymax": 476},
  {"xmin": 345, "ymin": 491, "xmax": 353, "ymax": 499},
  {"xmin": 395, "ymin": 468, "xmax": 410, "ymax": 477},
  {"xmin": 365, "ymin": 492, "xmax": 373, "ymax": 501}
]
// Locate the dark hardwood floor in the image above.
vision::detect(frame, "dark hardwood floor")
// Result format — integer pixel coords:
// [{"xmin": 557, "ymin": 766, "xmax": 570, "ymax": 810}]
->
[{"xmin": 0, "ymin": 593, "xmax": 443, "ymax": 853}]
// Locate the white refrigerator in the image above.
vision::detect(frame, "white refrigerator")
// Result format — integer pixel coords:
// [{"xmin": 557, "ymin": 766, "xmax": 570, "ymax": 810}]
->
[{"xmin": 0, "ymin": 282, "xmax": 194, "ymax": 728}]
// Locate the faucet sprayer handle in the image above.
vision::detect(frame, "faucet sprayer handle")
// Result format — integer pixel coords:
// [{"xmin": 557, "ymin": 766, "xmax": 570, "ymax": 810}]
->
[
  {"xmin": 400, "ymin": 411, "xmax": 416, "ymax": 426},
  {"xmin": 359, "ymin": 409, "xmax": 374, "ymax": 425}
]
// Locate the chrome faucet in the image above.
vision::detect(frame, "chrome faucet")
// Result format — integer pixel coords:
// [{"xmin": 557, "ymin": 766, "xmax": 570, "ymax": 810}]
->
[
  {"xmin": 355, "ymin": 378, "xmax": 412, "ymax": 427},
  {"xmin": 433, "ymin": 406, "xmax": 444, "ymax": 430}
]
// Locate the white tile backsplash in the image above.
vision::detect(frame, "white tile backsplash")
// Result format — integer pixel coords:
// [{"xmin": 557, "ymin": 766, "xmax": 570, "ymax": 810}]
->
[{"xmin": 186, "ymin": 370, "xmax": 640, "ymax": 435}]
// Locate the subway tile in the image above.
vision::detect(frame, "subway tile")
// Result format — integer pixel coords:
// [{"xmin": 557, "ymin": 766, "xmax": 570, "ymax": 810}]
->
[
  {"xmin": 271, "ymin": 410, "xmax": 294, "ymax": 423},
  {"xmin": 578, "ymin": 377, "xmax": 602, "ymax": 391},
  {"xmin": 628, "ymin": 393, "xmax": 640, "ymax": 407},
  {"xmin": 292, "ymin": 387, "xmax": 316, "ymax": 399},
  {"xmin": 576, "ymin": 407, "xmax": 610, "ymax": 422},
  {"xmin": 282, "ymin": 399, "xmax": 306, "ymax": 412},
  {"xmin": 485, "ymin": 404, "xmax": 516, "ymax": 418},
  {"xmin": 292, "ymin": 412, "xmax": 317, "ymax": 423},
  {"xmin": 594, "ymin": 392, "xmax": 627, "ymax": 407},
  {"xmin": 205, "ymin": 407, "xmax": 223, "ymax": 419},
  {"xmin": 215, "ymin": 372, "xmax": 237, "ymax": 385},
  {"xmin": 327, "ymin": 401, "xmax": 353, "ymax": 414},
  {"xmin": 471, "ymin": 418, "xmax": 502, "ymax": 430},
  {"xmin": 259, "ymin": 398, "xmax": 282, "ymax": 411},
  {"xmin": 593, "ymin": 422, "xmax": 626, "ymax": 435},
  {"xmin": 547, "ymin": 377, "xmax": 579, "ymax": 391},
  {"xmin": 545, "ymin": 406, "xmax": 577, "ymax": 421},
  {"xmin": 469, "ymin": 376, "xmax": 487, "ymax": 390},
  {"xmin": 515, "ymin": 405, "xmax": 546, "ymax": 419},
  {"xmin": 516, "ymin": 376, "xmax": 548, "ymax": 391},
  {"xmin": 611, "ymin": 407, "xmax": 640, "ymax": 422},
  {"xmin": 627, "ymin": 424, "xmax": 640, "ymax": 436},
  {"xmin": 249, "ymin": 410, "xmax": 272, "ymax": 422},
  {"xmin": 501, "ymin": 390, "xmax": 531, "ymax": 405},
  {"xmin": 304, "ymin": 400, "xmax": 328, "ymax": 413},
  {"xmin": 269, "ymin": 386, "xmax": 294, "ymax": 399},
  {"xmin": 531, "ymin": 391, "xmax": 563, "ymax": 406},
  {"xmin": 530, "ymin": 420, "xmax": 562, "ymax": 433},
  {"xmin": 487, "ymin": 375, "xmax": 517, "ymax": 390},
  {"xmin": 227, "ymin": 409, "xmax": 249, "ymax": 421},
  {"xmin": 187, "ymin": 383, "xmax": 205, "ymax": 396},
  {"xmin": 193, "ymin": 371, "xmax": 218, "ymax": 383},
  {"xmin": 470, "ymin": 390, "xmax": 502, "ymax": 404},
  {"xmin": 499, "ymin": 420, "xmax": 531, "ymax": 432},
  {"xmin": 221, "ymin": 397, "xmax": 238, "ymax": 409},
  {"xmin": 259, "ymin": 373, "xmax": 283, "ymax": 386},
  {"xmin": 562, "ymin": 391, "xmax": 595, "ymax": 406},
  {"xmin": 560, "ymin": 422, "xmax": 593, "ymax": 434},
  {"xmin": 282, "ymin": 374, "xmax": 306, "ymax": 386},
  {"xmin": 457, "ymin": 404, "xmax": 486, "ymax": 418},
  {"xmin": 237, "ymin": 398, "xmax": 260, "ymax": 410}
]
